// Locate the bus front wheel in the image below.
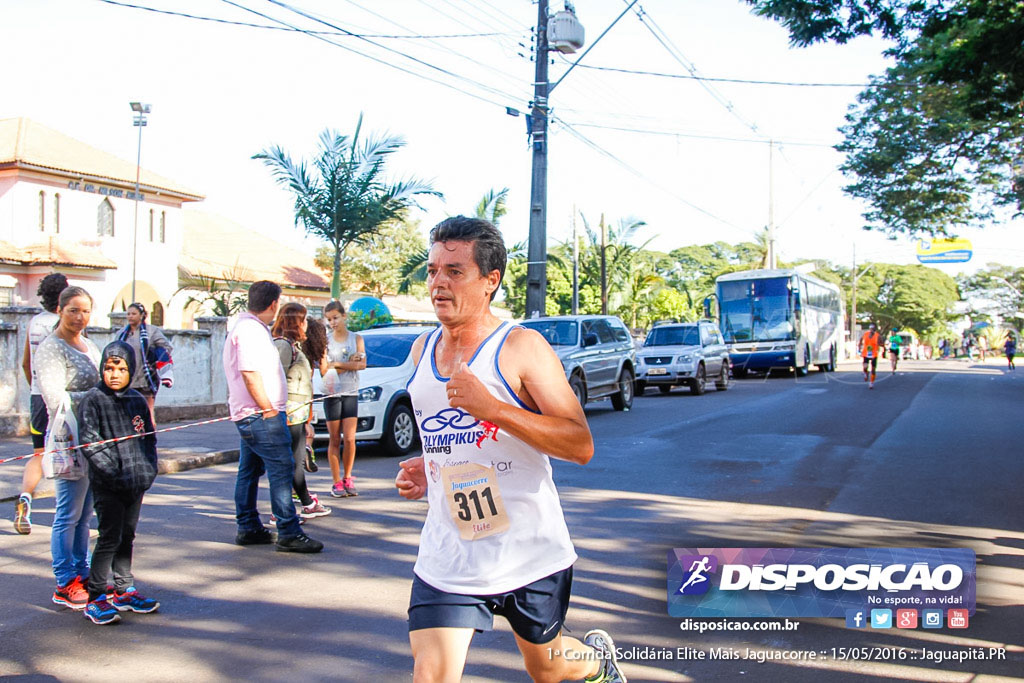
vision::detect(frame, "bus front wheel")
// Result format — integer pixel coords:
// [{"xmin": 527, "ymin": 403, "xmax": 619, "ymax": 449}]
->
[{"xmin": 795, "ymin": 346, "xmax": 810, "ymax": 377}]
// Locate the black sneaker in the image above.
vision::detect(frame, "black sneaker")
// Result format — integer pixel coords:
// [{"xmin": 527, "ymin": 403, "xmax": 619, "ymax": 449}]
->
[
  {"xmin": 275, "ymin": 532, "xmax": 323, "ymax": 553},
  {"xmin": 235, "ymin": 527, "xmax": 274, "ymax": 546},
  {"xmin": 303, "ymin": 445, "xmax": 318, "ymax": 473}
]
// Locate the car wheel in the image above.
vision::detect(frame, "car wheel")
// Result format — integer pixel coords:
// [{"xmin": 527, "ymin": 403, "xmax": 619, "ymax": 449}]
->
[
  {"xmin": 569, "ymin": 374, "xmax": 586, "ymax": 408},
  {"xmin": 383, "ymin": 403, "xmax": 418, "ymax": 457},
  {"xmin": 635, "ymin": 380, "xmax": 646, "ymax": 395},
  {"xmin": 796, "ymin": 346, "xmax": 810, "ymax": 377},
  {"xmin": 690, "ymin": 364, "xmax": 706, "ymax": 395},
  {"xmin": 714, "ymin": 362, "xmax": 730, "ymax": 391},
  {"xmin": 659, "ymin": 385, "xmax": 673, "ymax": 394},
  {"xmin": 611, "ymin": 367, "xmax": 634, "ymax": 411}
]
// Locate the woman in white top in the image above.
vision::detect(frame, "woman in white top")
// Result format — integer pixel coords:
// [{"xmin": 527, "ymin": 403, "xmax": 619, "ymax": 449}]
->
[
  {"xmin": 35, "ymin": 286, "xmax": 101, "ymax": 610},
  {"xmin": 14, "ymin": 272, "xmax": 67, "ymax": 535},
  {"xmin": 322, "ymin": 301, "xmax": 366, "ymax": 498}
]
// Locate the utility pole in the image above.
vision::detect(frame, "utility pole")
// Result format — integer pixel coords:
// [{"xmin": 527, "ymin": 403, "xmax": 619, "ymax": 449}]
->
[
  {"xmin": 571, "ymin": 206, "xmax": 579, "ymax": 314},
  {"xmin": 600, "ymin": 214, "xmax": 608, "ymax": 315},
  {"xmin": 525, "ymin": 0, "xmax": 550, "ymax": 319},
  {"xmin": 767, "ymin": 139, "xmax": 776, "ymax": 269},
  {"xmin": 850, "ymin": 243, "xmax": 857, "ymax": 345}
]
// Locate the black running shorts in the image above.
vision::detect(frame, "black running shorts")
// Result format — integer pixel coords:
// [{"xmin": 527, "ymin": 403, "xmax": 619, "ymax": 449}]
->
[
  {"xmin": 30, "ymin": 394, "xmax": 48, "ymax": 449},
  {"xmin": 862, "ymin": 356, "xmax": 878, "ymax": 371},
  {"xmin": 323, "ymin": 395, "xmax": 358, "ymax": 421},
  {"xmin": 408, "ymin": 566, "xmax": 573, "ymax": 645}
]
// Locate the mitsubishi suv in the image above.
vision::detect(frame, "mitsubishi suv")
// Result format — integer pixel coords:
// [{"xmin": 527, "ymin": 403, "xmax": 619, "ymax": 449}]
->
[
  {"xmin": 636, "ymin": 321, "xmax": 731, "ymax": 395},
  {"xmin": 520, "ymin": 315, "xmax": 637, "ymax": 411}
]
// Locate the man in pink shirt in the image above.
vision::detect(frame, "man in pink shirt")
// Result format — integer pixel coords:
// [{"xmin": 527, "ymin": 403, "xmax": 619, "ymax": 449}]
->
[{"xmin": 223, "ymin": 281, "xmax": 322, "ymax": 553}]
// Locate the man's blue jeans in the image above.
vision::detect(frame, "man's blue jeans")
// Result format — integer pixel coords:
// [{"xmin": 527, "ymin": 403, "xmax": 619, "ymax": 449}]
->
[
  {"xmin": 234, "ymin": 412, "xmax": 301, "ymax": 537},
  {"xmin": 51, "ymin": 474, "xmax": 93, "ymax": 586}
]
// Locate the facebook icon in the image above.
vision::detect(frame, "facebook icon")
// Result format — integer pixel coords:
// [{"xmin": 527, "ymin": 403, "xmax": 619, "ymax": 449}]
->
[{"xmin": 845, "ymin": 609, "xmax": 867, "ymax": 629}]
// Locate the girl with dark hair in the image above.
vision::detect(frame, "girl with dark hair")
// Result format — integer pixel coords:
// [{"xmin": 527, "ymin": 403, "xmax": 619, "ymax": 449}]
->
[
  {"xmin": 35, "ymin": 286, "xmax": 101, "ymax": 610},
  {"xmin": 301, "ymin": 316, "xmax": 328, "ymax": 472},
  {"xmin": 322, "ymin": 300, "xmax": 365, "ymax": 497},
  {"xmin": 15, "ymin": 272, "xmax": 69, "ymax": 535},
  {"xmin": 272, "ymin": 303, "xmax": 331, "ymax": 519},
  {"xmin": 116, "ymin": 302, "xmax": 174, "ymax": 425}
]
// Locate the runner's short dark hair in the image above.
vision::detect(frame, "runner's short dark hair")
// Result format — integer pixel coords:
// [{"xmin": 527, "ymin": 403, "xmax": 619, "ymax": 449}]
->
[
  {"xmin": 37, "ymin": 273, "xmax": 69, "ymax": 313},
  {"xmin": 429, "ymin": 216, "xmax": 506, "ymax": 301},
  {"xmin": 248, "ymin": 280, "xmax": 281, "ymax": 313}
]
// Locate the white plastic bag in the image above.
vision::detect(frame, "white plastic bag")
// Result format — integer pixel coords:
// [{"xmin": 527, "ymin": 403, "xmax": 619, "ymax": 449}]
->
[{"xmin": 42, "ymin": 397, "xmax": 84, "ymax": 480}]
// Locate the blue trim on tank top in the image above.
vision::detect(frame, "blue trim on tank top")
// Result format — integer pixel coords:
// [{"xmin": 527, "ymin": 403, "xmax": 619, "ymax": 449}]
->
[
  {"xmin": 406, "ymin": 327, "xmax": 440, "ymax": 389},
  {"xmin": 430, "ymin": 321, "xmax": 509, "ymax": 382},
  {"xmin": 494, "ymin": 325, "xmax": 540, "ymax": 414}
]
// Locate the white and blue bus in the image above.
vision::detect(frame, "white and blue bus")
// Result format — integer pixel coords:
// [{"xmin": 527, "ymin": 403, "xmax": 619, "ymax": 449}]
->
[{"xmin": 715, "ymin": 268, "xmax": 843, "ymax": 376}]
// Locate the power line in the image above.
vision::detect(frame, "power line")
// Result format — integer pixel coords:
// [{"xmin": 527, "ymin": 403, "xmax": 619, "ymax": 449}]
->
[
  {"xmin": 564, "ymin": 121, "xmax": 836, "ymax": 148},
  {"xmin": 551, "ymin": 115, "xmax": 755, "ymax": 237},
  {"xmin": 95, "ymin": 0, "xmax": 512, "ymax": 38},
  {"xmin": 217, "ymin": 0, "xmax": 525, "ymax": 110},
  {"xmin": 576, "ymin": 63, "xmax": 903, "ymax": 88}
]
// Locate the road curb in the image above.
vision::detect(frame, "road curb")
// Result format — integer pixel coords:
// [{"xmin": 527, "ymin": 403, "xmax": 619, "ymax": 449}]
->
[{"xmin": 0, "ymin": 449, "xmax": 240, "ymax": 503}]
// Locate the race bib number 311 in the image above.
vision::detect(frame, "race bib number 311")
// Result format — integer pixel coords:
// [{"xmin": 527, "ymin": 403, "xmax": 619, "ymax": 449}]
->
[{"xmin": 443, "ymin": 463, "xmax": 510, "ymax": 541}]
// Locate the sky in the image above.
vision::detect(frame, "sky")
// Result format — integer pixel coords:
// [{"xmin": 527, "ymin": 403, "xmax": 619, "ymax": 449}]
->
[{"xmin": 4, "ymin": 0, "xmax": 1022, "ymax": 279}]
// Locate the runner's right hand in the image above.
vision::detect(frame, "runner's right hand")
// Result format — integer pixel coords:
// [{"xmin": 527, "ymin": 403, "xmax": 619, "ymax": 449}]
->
[{"xmin": 396, "ymin": 456, "xmax": 427, "ymax": 500}]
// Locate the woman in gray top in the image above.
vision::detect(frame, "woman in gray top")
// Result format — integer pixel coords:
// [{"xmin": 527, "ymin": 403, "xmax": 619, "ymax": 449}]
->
[
  {"xmin": 272, "ymin": 303, "xmax": 330, "ymax": 520},
  {"xmin": 35, "ymin": 286, "xmax": 101, "ymax": 610},
  {"xmin": 116, "ymin": 302, "xmax": 173, "ymax": 425},
  {"xmin": 322, "ymin": 301, "xmax": 365, "ymax": 498}
]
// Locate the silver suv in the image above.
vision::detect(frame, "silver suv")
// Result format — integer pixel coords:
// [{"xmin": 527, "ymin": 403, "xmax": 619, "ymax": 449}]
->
[
  {"xmin": 520, "ymin": 315, "xmax": 637, "ymax": 411},
  {"xmin": 636, "ymin": 321, "xmax": 731, "ymax": 395}
]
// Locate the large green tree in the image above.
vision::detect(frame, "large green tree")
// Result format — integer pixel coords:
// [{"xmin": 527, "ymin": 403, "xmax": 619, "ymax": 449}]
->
[
  {"xmin": 958, "ymin": 264, "xmax": 1024, "ymax": 330},
  {"xmin": 746, "ymin": 0, "xmax": 1024, "ymax": 235},
  {"xmin": 254, "ymin": 115, "xmax": 440, "ymax": 298},
  {"xmin": 854, "ymin": 263, "xmax": 960, "ymax": 335}
]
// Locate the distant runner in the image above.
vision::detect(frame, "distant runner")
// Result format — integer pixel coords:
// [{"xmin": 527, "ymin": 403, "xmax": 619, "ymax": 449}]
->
[
  {"xmin": 888, "ymin": 328, "xmax": 902, "ymax": 375},
  {"xmin": 1005, "ymin": 335, "xmax": 1017, "ymax": 371},
  {"xmin": 859, "ymin": 323, "xmax": 881, "ymax": 388},
  {"xmin": 396, "ymin": 216, "xmax": 626, "ymax": 683}
]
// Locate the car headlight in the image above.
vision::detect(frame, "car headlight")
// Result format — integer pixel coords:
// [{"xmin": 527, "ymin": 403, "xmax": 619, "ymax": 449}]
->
[
  {"xmin": 676, "ymin": 354, "xmax": 692, "ymax": 363},
  {"xmin": 358, "ymin": 386, "xmax": 383, "ymax": 402},
  {"xmin": 776, "ymin": 342, "xmax": 796, "ymax": 350}
]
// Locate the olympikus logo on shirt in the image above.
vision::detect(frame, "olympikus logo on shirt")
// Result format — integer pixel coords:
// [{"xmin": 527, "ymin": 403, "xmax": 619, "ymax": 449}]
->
[{"xmin": 420, "ymin": 408, "xmax": 499, "ymax": 453}]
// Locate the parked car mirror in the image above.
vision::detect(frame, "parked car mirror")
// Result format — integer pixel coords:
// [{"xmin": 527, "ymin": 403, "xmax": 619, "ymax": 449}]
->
[{"xmin": 583, "ymin": 332, "xmax": 599, "ymax": 347}]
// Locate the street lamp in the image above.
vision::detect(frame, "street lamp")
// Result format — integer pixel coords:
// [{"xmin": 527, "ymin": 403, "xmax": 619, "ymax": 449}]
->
[{"xmin": 129, "ymin": 101, "xmax": 151, "ymax": 304}]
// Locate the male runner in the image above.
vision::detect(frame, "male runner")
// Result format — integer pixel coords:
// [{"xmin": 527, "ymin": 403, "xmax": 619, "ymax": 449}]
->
[
  {"xmin": 859, "ymin": 323, "xmax": 881, "ymax": 388},
  {"xmin": 888, "ymin": 328, "xmax": 902, "ymax": 375},
  {"xmin": 395, "ymin": 216, "xmax": 626, "ymax": 682}
]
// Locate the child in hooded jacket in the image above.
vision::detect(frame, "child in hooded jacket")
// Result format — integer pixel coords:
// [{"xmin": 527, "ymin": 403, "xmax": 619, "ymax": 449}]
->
[{"xmin": 76, "ymin": 340, "xmax": 160, "ymax": 625}]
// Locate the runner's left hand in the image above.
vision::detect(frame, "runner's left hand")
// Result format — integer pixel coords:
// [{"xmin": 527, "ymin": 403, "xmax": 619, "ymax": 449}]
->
[{"xmin": 446, "ymin": 362, "xmax": 496, "ymax": 421}]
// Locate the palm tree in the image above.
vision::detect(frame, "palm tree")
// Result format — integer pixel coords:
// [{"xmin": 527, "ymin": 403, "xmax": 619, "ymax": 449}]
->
[
  {"xmin": 474, "ymin": 187, "xmax": 509, "ymax": 224},
  {"xmin": 254, "ymin": 114, "xmax": 440, "ymax": 298}
]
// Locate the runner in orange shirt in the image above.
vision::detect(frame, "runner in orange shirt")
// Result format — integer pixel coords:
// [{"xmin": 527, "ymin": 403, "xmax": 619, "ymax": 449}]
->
[{"xmin": 859, "ymin": 323, "xmax": 882, "ymax": 388}]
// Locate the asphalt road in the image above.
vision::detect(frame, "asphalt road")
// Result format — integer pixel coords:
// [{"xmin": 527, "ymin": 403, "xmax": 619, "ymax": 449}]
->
[{"xmin": 1, "ymin": 359, "xmax": 1021, "ymax": 682}]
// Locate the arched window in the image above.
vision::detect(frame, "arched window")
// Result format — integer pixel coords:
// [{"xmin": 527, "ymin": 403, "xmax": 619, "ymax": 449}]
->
[
  {"xmin": 151, "ymin": 301, "xmax": 164, "ymax": 326},
  {"xmin": 53, "ymin": 193, "xmax": 61, "ymax": 233},
  {"xmin": 97, "ymin": 198, "xmax": 115, "ymax": 236},
  {"xmin": 38, "ymin": 191, "xmax": 45, "ymax": 231},
  {"xmin": 160, "ymin": 211, "xmax": 166, "ymax": 243},
  {"xmin": 149, "ymin": 209, "xmax": 154, "ymax": 241}
]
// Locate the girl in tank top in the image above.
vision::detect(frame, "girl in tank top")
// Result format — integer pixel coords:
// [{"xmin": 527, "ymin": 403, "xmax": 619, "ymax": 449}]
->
[{"xmin": 322, "ymin": 301, "xmax": 366, "ymax": 497}]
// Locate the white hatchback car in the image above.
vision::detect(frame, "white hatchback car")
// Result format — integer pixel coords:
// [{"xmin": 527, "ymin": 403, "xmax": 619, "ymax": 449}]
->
[{"xmin": 311, "ymin": 325, "xmax": 434, "ymax": 456}]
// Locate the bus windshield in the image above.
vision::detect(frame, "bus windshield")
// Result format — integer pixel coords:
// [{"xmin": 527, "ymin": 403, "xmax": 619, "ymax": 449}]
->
[{"xmin": 719, "ymin": 277, "xmax": 794, "ymax": 342}]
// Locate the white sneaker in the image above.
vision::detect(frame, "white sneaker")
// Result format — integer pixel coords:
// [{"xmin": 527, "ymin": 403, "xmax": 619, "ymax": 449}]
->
[{"xmin": 300, "ymin": 495, "xmax": 332, "ymax": 519}]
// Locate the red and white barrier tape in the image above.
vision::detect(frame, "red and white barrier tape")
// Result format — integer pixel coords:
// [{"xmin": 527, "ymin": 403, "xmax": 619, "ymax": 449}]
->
[{"xmin": 0, "ymin": 392, "xmax": 350, "ymax": 466}]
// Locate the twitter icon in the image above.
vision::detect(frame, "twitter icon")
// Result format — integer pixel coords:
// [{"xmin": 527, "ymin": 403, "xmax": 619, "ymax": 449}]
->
[{"xmin": 870, "ymin": 609, "xmax": 892, "ymax": 629}]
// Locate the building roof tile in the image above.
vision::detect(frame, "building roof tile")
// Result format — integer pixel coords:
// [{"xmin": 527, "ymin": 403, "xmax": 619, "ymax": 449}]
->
[
  {"xmin": 0, "ymin": 237, "xmax": 118, "ymax": 269},
  {"xmin": 0, "ymin": 117, "xmax": 203, "ymax": 200}
]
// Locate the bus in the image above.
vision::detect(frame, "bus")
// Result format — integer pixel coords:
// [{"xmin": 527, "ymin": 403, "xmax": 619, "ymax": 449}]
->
[{"xmin": 715, "ymin": 268, "xmax": 843, "ymax": 376}]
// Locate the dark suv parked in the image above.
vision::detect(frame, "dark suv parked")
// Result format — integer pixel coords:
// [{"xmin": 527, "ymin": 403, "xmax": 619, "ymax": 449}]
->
[{"xmin": 520, "ymin": 315, "xmax": 637, "ymax": 411}]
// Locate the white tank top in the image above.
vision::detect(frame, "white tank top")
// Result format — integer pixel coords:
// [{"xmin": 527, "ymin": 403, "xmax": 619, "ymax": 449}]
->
[
  {"xmin": 28, "ymin": 311, "xmax": 58, "ymax": 395},
  {"xmin": 408, "ymin": 321, "xmax": 577, "ymax": 594},
  {"xmin": 324, "ymin": 332, "xmax": 359, "ymax": 396}
]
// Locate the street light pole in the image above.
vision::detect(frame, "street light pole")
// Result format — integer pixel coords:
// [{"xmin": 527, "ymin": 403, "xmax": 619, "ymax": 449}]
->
[{"xmin": 129, "ymin": 101, "xmax": 151, "ymax": 305}]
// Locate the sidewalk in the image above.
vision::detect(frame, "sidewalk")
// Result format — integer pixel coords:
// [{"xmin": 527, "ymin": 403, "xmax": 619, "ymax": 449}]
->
[{"xmin": 0, "ymin": 417, "xmax": 241, "ymax": 502}]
